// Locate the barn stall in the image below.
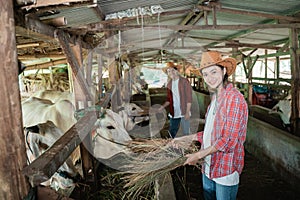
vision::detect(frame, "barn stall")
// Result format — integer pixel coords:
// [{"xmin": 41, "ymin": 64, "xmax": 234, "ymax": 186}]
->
[{"xmin": 1, "ymin": 0, "xmax": 300, "ymax": 199}]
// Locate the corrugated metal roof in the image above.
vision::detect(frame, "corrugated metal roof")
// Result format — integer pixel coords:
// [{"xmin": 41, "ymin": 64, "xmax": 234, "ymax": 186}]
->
[{"xmin": 16, "ymin": 0, "xmax": 300, "ymax": 65}]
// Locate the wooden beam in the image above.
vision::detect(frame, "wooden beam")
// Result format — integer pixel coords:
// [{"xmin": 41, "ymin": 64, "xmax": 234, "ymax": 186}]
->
[
  {"xmin": 225, "ymin": 41, "xmax": 281, "ymax": 50},
  {"xmin": 18, "ymin": 54, "xmax": 66, "ymax": 60},
  {"xmin": 253, "ymin": 51, "xmax": 290, "ymax": 59},
  {"xmin": 198, "ymin": 5, "xmax": 300, "ymax": 22},
  {"xmin": 100, "ymin": 23, "xmax": 300, "ymax": 32},
  {"xmin": 57, "ymin": 30, "xmax": 93, "ymax": 101},
  {"xmin": 22, "ymin": 111, "xmax": 98, "ymax": 186},
  {"xmin": 0, "ymin": 0, "xmax": 30, "ymax": 198},
  {"xmin": 22, "ymin": 0, "xmax": 90, "ymax": 9},
  {"xmin": 15, "ymin": 15, "xmax": 92, "ymax": 49},
  {"xmin": 25, "ymin": 58, "xmax": 68, "ymax": 70}
]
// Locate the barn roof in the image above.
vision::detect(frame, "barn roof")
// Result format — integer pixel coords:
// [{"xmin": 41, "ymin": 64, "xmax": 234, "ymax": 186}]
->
[{"xmin": 15, "ymin": 0, "xmax": 300, "ymax": 67}]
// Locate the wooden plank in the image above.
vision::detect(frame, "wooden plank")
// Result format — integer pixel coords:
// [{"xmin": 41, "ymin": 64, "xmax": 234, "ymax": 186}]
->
[
  {"xmin": 0, "ymin": 0, "xmax": 30, "ymax": 198},
  {"xmin": 22, "ymin": 111, "xmax": 97, "ymax": 186}
]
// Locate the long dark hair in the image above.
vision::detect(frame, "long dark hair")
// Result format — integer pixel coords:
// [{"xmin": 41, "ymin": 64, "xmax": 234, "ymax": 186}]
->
[{"xmin": 217, "ymin": 65, "xmax": 229, "ymax": 85}]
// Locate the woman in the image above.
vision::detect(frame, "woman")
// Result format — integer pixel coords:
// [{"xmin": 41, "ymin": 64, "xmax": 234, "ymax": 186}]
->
[{"xmin": 174, "ymin": 51, "xmax": 248, "ymax": 200}]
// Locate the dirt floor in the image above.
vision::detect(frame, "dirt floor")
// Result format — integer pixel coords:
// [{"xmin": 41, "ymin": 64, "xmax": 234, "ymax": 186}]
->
[
  {"xmin": 68, "ymin": 122, "xmax": 300, "ymax": 200},
  {"xmin": 68, "ymin": 146, "xmax": 300, "ymax": 200}
]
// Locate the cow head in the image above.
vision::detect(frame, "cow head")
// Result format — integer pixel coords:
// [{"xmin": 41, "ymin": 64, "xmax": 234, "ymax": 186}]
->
[{"xmin": 92, "ymin": 109, "xmax": 132, "ymax": 159}]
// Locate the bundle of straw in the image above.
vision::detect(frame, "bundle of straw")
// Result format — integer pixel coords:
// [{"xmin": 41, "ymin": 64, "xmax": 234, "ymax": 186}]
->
[{"xmin": 117, "ymin": 138, "xmax": 201, "ymax": 199}]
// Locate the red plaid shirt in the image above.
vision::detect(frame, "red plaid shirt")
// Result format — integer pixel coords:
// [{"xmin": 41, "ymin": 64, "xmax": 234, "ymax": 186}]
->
[
  {"xmin": 197, "ymin": 83, "xmax": 248, "ymax": 178},
  {"xmin": 166, "ymin": 76, "xmax": 192, "ymax": 117}
]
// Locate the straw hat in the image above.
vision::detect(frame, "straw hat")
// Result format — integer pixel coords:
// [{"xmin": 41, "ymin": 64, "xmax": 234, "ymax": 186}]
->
[
  {"xmin": 162, "ymin": 62, "xmax": 182, "ymax": 74},
  {"xmin": 198, "ymin": 51, "xmax": 237, "ymax": 76}
]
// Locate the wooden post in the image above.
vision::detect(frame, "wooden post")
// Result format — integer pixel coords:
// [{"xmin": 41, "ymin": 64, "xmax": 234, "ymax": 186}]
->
[
  {"xmin": 0, "ymin": 0, "xmax": 30, "ymax": 198},
  {"xmin": 264, "ymin": 50, "xmax": 268, "ymax": 84},
  {"xmin": 275, "ymin": 51, "xmax": 280, "ymax": 85},
  {"xmin": 232, "ymin": 46, "xmax": 238, "ymax": 86},
  {"xmin": 289, "ymin": 28, "xmax": 300, "ymax": 136},
  {"xmin": 107, "ymin": 33, "xmax": 122, "ymax": 111},
  {"xmin": 97, "ymin": 54, "xmax": 103, "ymax": 98},
  {"xmin": 57, "ymin": 32, "xmax": 95, "ymax": 179},
  {"xmin": 247, "ymin": 56, "xmax": 253, "ymax": 105}
]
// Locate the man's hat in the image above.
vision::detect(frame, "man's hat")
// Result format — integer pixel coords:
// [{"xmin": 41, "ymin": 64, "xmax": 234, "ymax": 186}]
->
[
  {"xmin": 198, "ymin": 51, "xmax": 237, "ymax": 76},
  {"xmin": 162, "ymin": 62, "xmax": 182, "ymax": 74}
]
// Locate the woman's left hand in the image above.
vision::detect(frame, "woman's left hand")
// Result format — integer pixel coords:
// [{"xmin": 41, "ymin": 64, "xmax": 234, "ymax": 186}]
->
[{"xmin": 184, "ymin": 152, "xmax": 201, "ymax": 166}]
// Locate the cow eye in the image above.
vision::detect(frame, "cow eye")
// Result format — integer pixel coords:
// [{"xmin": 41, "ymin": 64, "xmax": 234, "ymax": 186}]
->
[{"xmin": 107, "ymin": 126, "xmax": 115, "ymax": 129}]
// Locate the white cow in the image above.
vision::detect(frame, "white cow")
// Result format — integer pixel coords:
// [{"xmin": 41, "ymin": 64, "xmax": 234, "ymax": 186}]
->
[
  {"xmin": 22, "ymin": 96, "xmax": 81, "ymax": 192},
  {"xmin": 117, "ymin": 103, "xmax": 150, "ymax": 131},
  {"xmin": 22, "ymin": 97, "xmax": 76, "ymax": 134},
  {"xmin": 31, "ymin": 90, "xmax": 75, "ymax": 105},
  {"xmin": 24, "ymin": 121, "xmax": 79, "ymax": 191},
  {"xmin": 92, "ymin": 109, "xmax": 132, "ymax": 159},
  {"xmin": 269, "ymin": 93, "xmax": 291, "ymax": 129}
]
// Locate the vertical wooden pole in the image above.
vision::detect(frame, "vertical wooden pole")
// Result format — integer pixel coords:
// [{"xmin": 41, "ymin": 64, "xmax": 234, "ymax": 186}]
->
[
  {"xmin": 98, "ymin": 54, "xmax": 103, "ymax": 98},
  {"xmin": 86, "ymin": 50, "xmax": 93, "ymax": 88},
  {"xmin": 247, "ymin": 56, "xmax": 253, "ymax": 105},
  {"xmin": 107, "ymin": 33, "xmax": 121, "ymax": 111},
  {"xmin": 275, "ymin": 52, "xmax": 280, "ymax": 85},
  {"xmin": 70, "ymin": 41, "xmax": 88, "ymax": 108},
  {"xmin": 231, "ymin": 46, "xmax": 238, "ymax": 86},
  {"xmin": 289, "ymin": 28, "xmax": 300, "ymax": 136},
  {"xmin": 70, "ymin": 42, "xmax": 94, "ymax": 179},
  {"xmin": 264, "ymin": 50, "xmax": 268, "ymax": 84},
  {"xmin": 0, "ymin": 0, "xmax": 30, "ymax": 198}
]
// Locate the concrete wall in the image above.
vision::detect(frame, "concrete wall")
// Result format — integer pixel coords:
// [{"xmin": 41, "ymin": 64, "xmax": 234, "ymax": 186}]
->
[{"xmin": 246, "ymin": 117, "xmax": 300, "ymax": 189}]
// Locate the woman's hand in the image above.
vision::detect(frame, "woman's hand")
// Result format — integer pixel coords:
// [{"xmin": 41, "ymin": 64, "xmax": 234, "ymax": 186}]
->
[
  {"xmin": 184, "ymin": 152, "xmax": 202, "ymax": 166},
  {"xmin": 184, "ymin": 146, "xmax": 217, "ymax": 166},
  {"xmin": 170, "ymin": 134, "xmax": 196, "ymax": 149}
]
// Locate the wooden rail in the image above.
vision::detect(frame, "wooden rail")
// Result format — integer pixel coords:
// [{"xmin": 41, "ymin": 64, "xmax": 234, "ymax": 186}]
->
[{"xmin": 22, "ymin": 111, "xmax": 97, "ymax": 186}]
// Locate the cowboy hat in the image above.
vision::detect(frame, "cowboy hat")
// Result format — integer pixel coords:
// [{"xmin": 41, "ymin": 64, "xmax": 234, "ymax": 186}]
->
[
  {"xmin": 198, "ymin": 51, "xmax": 237, "ymax": 76},
  {"xmin": 162, "ymin": 62, "xmax": 182, "ymax": 74}
]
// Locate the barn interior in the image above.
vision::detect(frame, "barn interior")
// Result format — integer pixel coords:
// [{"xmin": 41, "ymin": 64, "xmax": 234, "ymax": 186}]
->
[{"xmin": 1, "ymin": 0, "xmax": 300, "ymax": 199}]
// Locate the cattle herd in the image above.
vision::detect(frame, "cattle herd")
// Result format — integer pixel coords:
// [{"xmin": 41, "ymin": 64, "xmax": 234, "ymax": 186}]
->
[{"xmin": 21, "ymin": 90, "xmax": 150, "ymax": 193}]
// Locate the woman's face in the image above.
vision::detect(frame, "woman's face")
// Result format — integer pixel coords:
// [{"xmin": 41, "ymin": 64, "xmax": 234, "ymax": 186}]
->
[{"xmin": 201, "ymin": 65, "xmax": 226, "ymax": 90}]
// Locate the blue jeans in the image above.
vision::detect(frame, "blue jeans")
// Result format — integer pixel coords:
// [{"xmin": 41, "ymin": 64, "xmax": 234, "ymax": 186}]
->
[
  {"xmin": 202, "ymin": 174, "xmax": 238, "ymax": 200},
  {"xmin": 169, "ymin": 117, "xmax": 190, "ymax": 138}
]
